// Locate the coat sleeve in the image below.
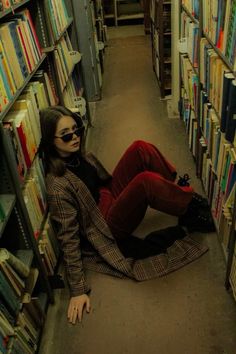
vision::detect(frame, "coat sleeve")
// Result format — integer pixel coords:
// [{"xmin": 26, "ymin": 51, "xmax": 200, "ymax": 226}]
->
[{"xmin": 48, "ymin": 183, "xmax": 91, "ymax": 297}]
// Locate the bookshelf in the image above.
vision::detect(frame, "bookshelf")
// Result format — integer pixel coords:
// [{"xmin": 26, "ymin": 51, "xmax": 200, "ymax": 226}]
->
[
  {"xmin": 103, "ymin": 0, "xmax": 144, "ymax": 26},
  {"xmin": 178, "ymin": 0, "xmax": 236, "ymax": 300},
  {"xmin": 0, "ymin": 0, "xmax": 88, "ymax": 352},
  {"xmin": 150, "ymin": 0, "xmax": 172, "ymax": 98}
]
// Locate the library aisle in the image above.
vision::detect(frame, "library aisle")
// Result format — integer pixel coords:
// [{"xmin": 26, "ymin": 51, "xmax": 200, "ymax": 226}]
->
[{"xmin": 39, "ymin": 25, "xmax": 236, "ymax": 354}]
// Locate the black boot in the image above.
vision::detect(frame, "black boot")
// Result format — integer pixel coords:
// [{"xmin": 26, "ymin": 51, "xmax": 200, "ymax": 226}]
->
[
  {"xmin": 189, "ymin": 193, "xmax": 209, "ymax": 210},
  {"xmin": 179, "ymin": 204, "xmax": 215, "ymax": 233}
]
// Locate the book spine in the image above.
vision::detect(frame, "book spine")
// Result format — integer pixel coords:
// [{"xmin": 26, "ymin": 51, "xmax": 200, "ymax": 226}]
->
[{"xmin": 8, "ymin": 22, "xmax": 28, "ymax": 79}]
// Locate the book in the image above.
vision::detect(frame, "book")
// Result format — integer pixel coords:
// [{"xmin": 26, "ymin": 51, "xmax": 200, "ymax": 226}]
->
[
  {"xmin": 22, "ymin": 294, "xmax": 45, "ymax": 328},
  {"xmin": 15, "ymin": 21, "xmax": 33, "ymax": 74},
  {"xmin": 0, "ymin": 22, "xmax": 25, "ymax": 89},
  {"xmin": 8, "ymin": 21, "xmax": 28, "ymax": 79},
  {"xmin": 0, "ymin": 310, "xmax": 15, "ymax": 337},
  {"xmin": 12, "ymin": 99, "xmax": 40, "ymax": 150},
  {"xmin": 0, "ymin": 294, "xmax": 15, "ymax": 325},
  {"xmin": 34, "ymin": 0, "xmax": 52, "ymax": 48},
  {"xmin": 0, "ymin": 261, "xmax": 24, "ymax": 297},
  {"xmin": 0, "ymin": 42, "xmax": 12, "ymax": 102},
  {"xmin": 0, "ymin": 38, "xmax": 16, "ymax": 96},
  {"xmin": 3, "ymin": 111, "xmax": 32, "ymax": 169},
  {"xmin": 220, "ymin": 72, "xmax": 235, "ymax": 132},
  {"xmin": 0, "ymin": 249, "xmax": 30, "ymax": 278},
  {"xmin": 14, "ymin": 9, "xmax": 41, "ymax": 63},
  {"xmin": 0, "ymin": 271, "xmax": 21, "ymax": 315},
  {"xmin": 0, "ymin": 201, "xmax": 5, "ymax": 222},
  {"xmin": 2, "ymin": 122, "xmax": 27, "ymax": 182},
  {"xmin": 225, "ymin": 79, "xmax": 236, "ymax": 143},
  {"xmin": 17, "ymin": 311, "xmax": 38, "ymax": 341},
  {"xmin": 0, "ymin": 332, "xmax": 7, "ymax": 354},
  {"xmin": 20, "ymin": 9, "xmax": 42, "ymax": 57}
]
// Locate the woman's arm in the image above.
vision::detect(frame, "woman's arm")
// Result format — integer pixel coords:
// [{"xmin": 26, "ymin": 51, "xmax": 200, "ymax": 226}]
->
[
  {"xmin": 48, "ymin": 187, "xmax": 90, "ymax": 297},
  {"xmin": 48, "ymin": 185, "xmax": 91, "ymax": 323}
]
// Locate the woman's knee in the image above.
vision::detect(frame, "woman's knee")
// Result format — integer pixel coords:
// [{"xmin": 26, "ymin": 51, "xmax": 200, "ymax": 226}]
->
[
  {"xmin": 134, "ymin": 171, "xmax": 161, "ymax": 186},
  {"xmin": 130, "ymin": 140, "xmax": 149, "ymax": 150}
]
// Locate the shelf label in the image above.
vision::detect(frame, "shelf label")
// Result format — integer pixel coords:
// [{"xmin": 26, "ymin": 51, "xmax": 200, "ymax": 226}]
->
[
  {"xmin": 69, "ymin": 51, "xmax": 82, "ymax": 64},
  {"xmin": 73, "ymin": 96, "xmax": 86, "ymax": 116},
  {"xmin": 177, "ymin": 38, "xmax": 188, "ymax": 53}
]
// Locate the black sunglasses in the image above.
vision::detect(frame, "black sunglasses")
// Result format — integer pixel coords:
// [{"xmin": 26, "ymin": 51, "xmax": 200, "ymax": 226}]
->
[{"xmin": 55, "ymin": 127, "xmax": 84, "ymax": 143}]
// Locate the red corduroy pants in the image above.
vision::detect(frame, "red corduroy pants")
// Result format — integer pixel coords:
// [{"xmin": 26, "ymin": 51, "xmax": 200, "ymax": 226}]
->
[{"xmin": 98, "ymin": 140, "xmax": 194, "ymax": 239}]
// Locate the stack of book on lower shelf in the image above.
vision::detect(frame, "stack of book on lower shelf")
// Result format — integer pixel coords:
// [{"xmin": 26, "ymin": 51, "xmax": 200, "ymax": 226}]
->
[{"xmin": 0, "ymin": 248, "xmax": 45, "ymax": 354}]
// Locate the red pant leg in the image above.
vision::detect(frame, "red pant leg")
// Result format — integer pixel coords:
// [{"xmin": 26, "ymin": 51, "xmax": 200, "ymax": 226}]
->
[
  {"xmin": 98, "ymin": 141, "xmax": 194, "ymax": 239},
  {"xmin": 110, "ymin": 140, "xmax": 177, "ymax": 197},
  {"xmin": 105, "ymin": 171, "xmax": 193, "ymax": 239}
]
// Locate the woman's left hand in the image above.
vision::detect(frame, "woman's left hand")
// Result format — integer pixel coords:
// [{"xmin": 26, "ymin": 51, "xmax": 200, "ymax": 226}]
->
[{"xmin": 67, "ymin": 294, "xmax": 91, "ymax": 324}]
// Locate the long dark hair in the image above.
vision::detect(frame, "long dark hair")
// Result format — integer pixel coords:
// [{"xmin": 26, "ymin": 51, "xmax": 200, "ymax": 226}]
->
[{"xmin": 39, "ymin": 106, "xmax": 84, "ymax": 176}]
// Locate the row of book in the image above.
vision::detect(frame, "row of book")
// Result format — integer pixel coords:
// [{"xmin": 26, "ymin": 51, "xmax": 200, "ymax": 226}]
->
[
  {"xmin": 54, "ymin": 33, "xmax": 75, "ymax": 92},
  {"xmin": 63, "ymin": 72, "xmax": 83, "ymax": 109},
  {"xmin": 179, "ymin": 0, "xmax": 236, "ymax": 304},
  {"xmin": 44, "ymin": 0, "xmax": 71, "ymax": 42},
  {"xmin": 199, "ymin": 135, "xmax": 236, "ymax": 217},
  {"xmin": 180, "ymin": 10, "xmax": 199, "ymax": 68},
  {"xmin": 0, "ymin": 8, "xmax": 42, "ymax": 112},
  {"xmin": 181, "ymin": 0, "xmax": 200, "ymax": 19},
  {"xmin": 202, "ymin": 0, "xmax": 236, "ymax": 70},
  {"xmin": 200, "ymin": 39, "xmax": 236, "ymax": 144},
  {"xmin": 37, "ymin": 219, "xmax": 60, "ymax": 277},
  {"xmin": 23, "ymin": 158, "xmax": 47, "ymax": 237},
  {"xmin": 0, "ymin": 248, "xmax": 46, "ymax": 353},
  {"xmin": 180, "ymin": 54, "xmax": 199, "ymax": 113},
  {"xmin": 3, "ymin": 75, "xmax": 56, "ymax": 182}
]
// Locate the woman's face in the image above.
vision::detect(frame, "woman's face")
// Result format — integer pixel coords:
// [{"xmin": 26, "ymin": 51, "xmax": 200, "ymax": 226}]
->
[{"xmin": 54, "ymin": 115, "xmax": 81, "ymax": 157}]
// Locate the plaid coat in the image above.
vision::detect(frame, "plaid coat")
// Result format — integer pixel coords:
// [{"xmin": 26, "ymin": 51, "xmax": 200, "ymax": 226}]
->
[{"xmin": 46, "ymin": 153, "xmax": 208, "ymax": 297}]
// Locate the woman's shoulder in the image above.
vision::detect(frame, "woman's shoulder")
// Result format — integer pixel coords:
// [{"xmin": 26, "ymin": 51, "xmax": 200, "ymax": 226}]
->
[{"xmin": 46, "ymin": 170, "xmax": 78, "ymax": 192}]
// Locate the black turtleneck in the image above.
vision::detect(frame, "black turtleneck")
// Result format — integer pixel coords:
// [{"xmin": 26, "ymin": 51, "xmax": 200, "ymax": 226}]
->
[{"xmin": 64, "ymin": 154, "xmax": 101, "ymax": 203}]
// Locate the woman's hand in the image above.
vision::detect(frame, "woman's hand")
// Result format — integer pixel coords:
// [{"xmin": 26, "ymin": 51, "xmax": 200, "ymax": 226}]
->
[{"xmin": 67, "ymin": 294, "xmax": 91, "ymax": 324}]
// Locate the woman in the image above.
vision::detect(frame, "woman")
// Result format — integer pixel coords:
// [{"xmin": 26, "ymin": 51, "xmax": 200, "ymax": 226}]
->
[{"xmin": 39, "ymin": 106, "xmax": 213, "ymax": 324}]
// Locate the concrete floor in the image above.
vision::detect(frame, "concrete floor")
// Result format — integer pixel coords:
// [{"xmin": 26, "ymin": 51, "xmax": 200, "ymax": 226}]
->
[{"xmin": 39, "ymin": 26, "xmax": 236, "ymax": 354}]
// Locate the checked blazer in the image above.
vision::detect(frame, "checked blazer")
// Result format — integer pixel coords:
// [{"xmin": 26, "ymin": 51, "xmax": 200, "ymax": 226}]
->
[{"xmin": 46, "ymin": 153, "xmax": 208, "ymax": 297}]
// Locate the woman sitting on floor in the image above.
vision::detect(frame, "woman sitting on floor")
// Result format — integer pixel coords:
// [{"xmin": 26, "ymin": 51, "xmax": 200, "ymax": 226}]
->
[{"xmin": 39, "ymin": 106, "xmax": 214, "ymax": 324}]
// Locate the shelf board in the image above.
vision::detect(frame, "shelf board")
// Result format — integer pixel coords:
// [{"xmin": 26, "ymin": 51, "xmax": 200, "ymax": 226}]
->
[
  {"xmin": 0, "ymin": 194, "xmax": 16, "ymax": 236},
  {"xmin": 181, "ymin": 4, "xmax": 199, "ymax": 24},
  {"xmin": 0, "ymin": 54, "xmax": 47, "ymax": 121},
  {"xmin": 104, "ymin": 13, "xmax": 115, "ymax": 18},
  {"xmin": 203, "ymin": 32, "xmax": 235, "ymax": 73},
  {"xmin": 181, "ymin": 54, "xmax": 199, "ymax": 76},
  {"xmin": 117, "ymin": 13, "xmax": 144, "ymax": 20}
]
